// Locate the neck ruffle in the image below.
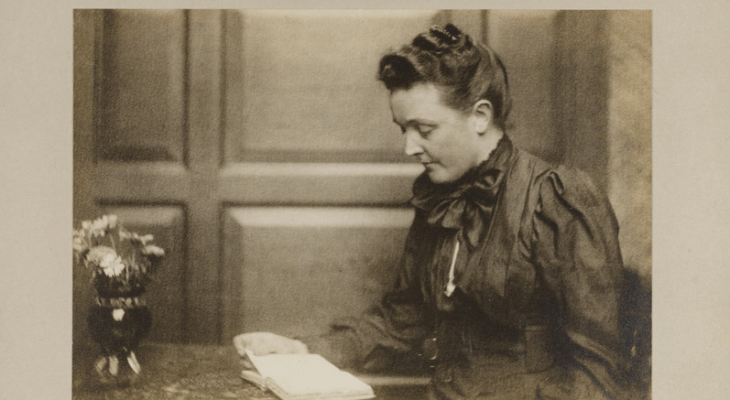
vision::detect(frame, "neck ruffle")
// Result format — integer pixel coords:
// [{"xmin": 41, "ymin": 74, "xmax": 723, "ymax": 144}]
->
[{"xmin": 410, "ymin": 135, "xmax": 513, "ymax": 249}]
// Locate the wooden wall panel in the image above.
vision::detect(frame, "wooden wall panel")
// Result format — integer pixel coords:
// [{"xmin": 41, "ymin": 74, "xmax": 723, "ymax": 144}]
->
[
  {"xmin": 97, "ymin": 10, "xmax": 186, "ymax": 163},
  {"xmin": 486, "ymin": 10, "xmax": 561, "ymax": 164},
  {"xmin": 223, "ymin": 10, "xmax": 439, "ymax": 163},
  {"xmin": 221, "ymin": 207, "xmax": 413, "ymax": 341},
  {"xmin": 552, "ymin": 10, "xmax": 652, "ymax": 282},
  {"xmin": 98, "ymin": 205, "xmax": 187, "ymax": 342},
  {"xmin": 450, "ymin": 10, "xmax": 486, "ymax": 43},
  {"xmin": 74, "ymin": 9, "xmax": 102, "ymax": 351},
  {"xmin": 185, "ymin": 10, "xmax": 224, "ymax": 343},
  {"xmin": 76, "ymin": 10, "xmax": 651, "ymax": 348},
  {"xmin": 218, "ymin": 163, "xmax": 419, "ymax": 205},
  {"xmin": 553, "ymin": 11, "xmax": 611, "ymax": 190}
]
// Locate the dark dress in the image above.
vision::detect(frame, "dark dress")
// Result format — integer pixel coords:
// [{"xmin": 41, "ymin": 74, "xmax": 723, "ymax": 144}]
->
[{"xmin": 301, "ymin": 136, "xmax": 629, "ymax": 399}]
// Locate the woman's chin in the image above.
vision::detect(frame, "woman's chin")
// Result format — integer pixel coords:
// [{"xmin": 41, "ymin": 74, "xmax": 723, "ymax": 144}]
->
[{"xmin": 426, "ymin": 169, "xmax": 457, "ymax": 185}]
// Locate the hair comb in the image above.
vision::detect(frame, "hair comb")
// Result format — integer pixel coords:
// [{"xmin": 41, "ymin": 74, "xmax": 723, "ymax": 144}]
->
[{"xmin": 429, "ymin": 25, "xmax": 459, "ymax": 44}]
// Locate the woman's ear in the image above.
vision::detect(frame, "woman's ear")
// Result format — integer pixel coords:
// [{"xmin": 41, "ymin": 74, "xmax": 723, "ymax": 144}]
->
[{"xmin": 471, "ymin": 100, "xmax": 493, "ymax": 135}]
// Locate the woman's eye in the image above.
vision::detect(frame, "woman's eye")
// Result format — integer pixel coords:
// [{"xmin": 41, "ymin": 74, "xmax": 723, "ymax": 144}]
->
[{"xmin": 418, "ymin": 125, "xmax": 434, "ymax": 136}]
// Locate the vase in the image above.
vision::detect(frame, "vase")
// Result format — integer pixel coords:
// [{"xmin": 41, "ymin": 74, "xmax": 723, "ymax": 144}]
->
[{"xmin": 86, "ymin": 293, "xmax": 152, "ymax": 386}]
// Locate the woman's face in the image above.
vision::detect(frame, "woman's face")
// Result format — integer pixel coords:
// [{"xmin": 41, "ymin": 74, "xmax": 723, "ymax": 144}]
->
[{"xmin": 389, "ymin": 83, "xmax": 485, "ymax": 184}]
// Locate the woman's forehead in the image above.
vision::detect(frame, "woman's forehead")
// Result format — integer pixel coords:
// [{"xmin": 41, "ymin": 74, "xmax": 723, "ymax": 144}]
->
[
  {"xmin": 390, "ymin": 82, "xmax": 442, "ymax": 100},
  {"xmin": 389, "ymin": 83, "xmax": 452, "ymax": 118}
]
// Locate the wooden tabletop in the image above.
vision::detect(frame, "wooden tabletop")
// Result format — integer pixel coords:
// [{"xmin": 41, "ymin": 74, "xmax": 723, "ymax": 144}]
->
[{"xmin": 72, "ymin": 343, "xmax": 429, "ymax": 400}]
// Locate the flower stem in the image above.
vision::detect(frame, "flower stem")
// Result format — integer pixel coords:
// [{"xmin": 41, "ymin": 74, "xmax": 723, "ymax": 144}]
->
[{"xmin": 109, "ymin": 233, "xmax": 117, "ymax": 252}]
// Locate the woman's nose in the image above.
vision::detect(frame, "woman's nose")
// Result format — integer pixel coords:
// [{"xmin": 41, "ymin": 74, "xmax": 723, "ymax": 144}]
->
[{"xmin": 404, "ymin": 131, "xmax": 424, "ymax": 157}]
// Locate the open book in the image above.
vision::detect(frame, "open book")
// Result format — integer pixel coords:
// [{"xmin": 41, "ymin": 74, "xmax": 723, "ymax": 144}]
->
[{"xmin": 241, "ymin": 349, "xmax": 375, "ymax": 400}]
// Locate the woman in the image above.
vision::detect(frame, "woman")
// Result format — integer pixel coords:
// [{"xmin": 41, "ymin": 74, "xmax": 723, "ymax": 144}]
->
[{"xmin": 235, "ymin": 24, "xmax": 628, "ymax": 400}]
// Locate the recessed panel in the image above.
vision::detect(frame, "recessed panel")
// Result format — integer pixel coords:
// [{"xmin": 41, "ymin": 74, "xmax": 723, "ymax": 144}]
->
[
  {"xmin": 225, "ymin": 10, "xmax": 439, "ymax": 163},
  {"xmin": 222, "ymin": 207, "xmax": 413, "ymax": 340},
  {"xmin": 97, "ymin": 10, "xmax": 186, "ymax": 163},
  {"xmin": 487, "ymin": 11, "xmax": 560, "ymax": 163},
  {"xmin": 98, "ymin": 205, "xmax": 186, "ymax": 343}
]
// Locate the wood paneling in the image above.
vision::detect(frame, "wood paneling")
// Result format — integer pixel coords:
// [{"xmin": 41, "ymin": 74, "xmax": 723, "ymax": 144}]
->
[
  {"xmin": 553, "ymin": 11, "xmax": 611, "ymax": 190},
  {"xmin": 223, "ymin": 10, "xmax": 438, "ymax": 164},
  {"xmin": 97, "ymin": 10, "xmax": 186, "ymax": 163},
  {"xmin": 94, "ymin": 164, "xmax": 190, "ymax": 202},
  {"xmin": 77, "ymin": 9, "xmax": 227, "ymax": 344},
  {"xmin": 184, "ymin": 9, "xmax": 224, "ymax": 343},
  {"xmin": 451, "ymin": 10, "xmax": 486, "ymax": 43},
  {"xmin": 218, "ymin": 163, "xmax": 419, "ymax": 205},
  {"xmin": 486, "ymin": 10, "xmax": 561, "ymax": 164},
  {"xmin": 76, "ymin": 10, "xmax": 650, "ymax": 348},
  {"xmin": 74, "ymin": 9, "xmax": 101, "ymax": 350},
  {"xmin": 552, "ymin": 10, "xmax": 652, "ymax": 282},
  {"xmin": 221, "ymin": 207, "xmax": 413, "ymax": 340},
  {"xmin": 78, "ymin": 10, "xmax": 429, "ymax": 345}
]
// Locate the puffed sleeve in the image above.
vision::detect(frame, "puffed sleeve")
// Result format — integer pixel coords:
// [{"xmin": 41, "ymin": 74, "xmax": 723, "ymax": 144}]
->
[
  {"xmin": 531, "ymin": 166, "xmax": 628, "ymax": 400},
  {"xmin": 299, "ymin": 211, "xmax": 433, "ymax": 371}
]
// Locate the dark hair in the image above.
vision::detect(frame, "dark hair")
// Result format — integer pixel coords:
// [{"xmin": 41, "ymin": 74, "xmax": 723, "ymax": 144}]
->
[{"xmin": 378, "ymin": 24, "xmax": 512, "ymax": 131}]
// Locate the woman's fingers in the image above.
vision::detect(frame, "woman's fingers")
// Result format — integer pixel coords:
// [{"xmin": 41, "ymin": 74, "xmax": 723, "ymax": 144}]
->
[
  {"xmin": 233, "ymin": 333, "xmax": 255, "ymax": 356},
  {"xmin": 239, "ymin": 357, "xmax": 255, "ymax": 370},
  {"xmin": 233, "ymin": 332, "xmax": 308, "ymax": 356}
]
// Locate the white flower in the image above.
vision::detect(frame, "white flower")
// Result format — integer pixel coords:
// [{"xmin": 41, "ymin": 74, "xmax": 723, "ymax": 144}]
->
[
  {"xmin": 72, "ymin": 236, "xmax": 87, "ymax": 254},
  {"xmin": 119, "ymin": 228, "xmax": 131, "ymax": 240},
  {"xmin": 112, "ymin": 309, "xmax": 125, "ymax": 321},
  {"xmin": 120, "ymin": 229, "xmax": 155, "ymax": 246},
  {"xmin": 142, "ymin": 245, "xmax": 165, "ymax": 258},
  {"xmin": 90, "ymin": 218, "xmax": 106, "ymax": 237},
  {"xmin": 100, "ymin": 254, "xmax": 125, "ymax": 277},
  {"xmin": 74, "ymin": 215, "xmax": 165, "ymax": 287},
  {"xmin": 106, "ymin": 215, "xmax": 118, "ymax": 229},
  {"xmin": 73, "ymin": 228, "xmax": 86, "ymax": 240},
  {"xmin": 85, "ymin": 246, "xmax": 116, "ymax": 266},
  {"xmin": 88, "ymin": 215, "xmax": 118, "ymax": 238}
]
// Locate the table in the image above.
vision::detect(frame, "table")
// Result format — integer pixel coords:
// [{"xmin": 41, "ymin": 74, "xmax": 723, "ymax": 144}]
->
[{"xmin": 72, "ymin": 343, "xmax": 429, "ymax": 400}]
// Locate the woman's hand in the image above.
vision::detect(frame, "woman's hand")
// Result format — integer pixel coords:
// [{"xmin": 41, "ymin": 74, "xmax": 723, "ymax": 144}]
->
[{"xmin": 233, "ymin": 332, "xmax": 309, "ymax": 357}]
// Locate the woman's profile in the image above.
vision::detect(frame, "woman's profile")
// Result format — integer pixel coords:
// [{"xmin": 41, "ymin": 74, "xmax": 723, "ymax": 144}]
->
[{"xmin": 235, "ymin": 23, "xmax": 632, "ymax": 400}]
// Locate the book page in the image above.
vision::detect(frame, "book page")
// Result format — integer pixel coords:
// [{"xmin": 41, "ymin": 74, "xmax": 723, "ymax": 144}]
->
[
  {"xmin": 245, "ymin": 350, "xmax": 373, "ymax": 396},
  {"xmin": 240, "ymin": 369, "xmax": 267, "ymax": 390}
]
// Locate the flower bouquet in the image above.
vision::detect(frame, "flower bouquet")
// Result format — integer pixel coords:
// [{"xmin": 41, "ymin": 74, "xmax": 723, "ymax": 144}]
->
[{"xmin": 73, "ymin": 215, "xmax": 165, "ymax": 385}]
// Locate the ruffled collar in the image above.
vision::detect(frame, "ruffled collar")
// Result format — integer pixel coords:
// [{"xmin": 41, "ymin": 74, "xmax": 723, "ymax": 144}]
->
[{"xmin": 410, "ymin": 135, "xmax": 514, "ymax": 249}]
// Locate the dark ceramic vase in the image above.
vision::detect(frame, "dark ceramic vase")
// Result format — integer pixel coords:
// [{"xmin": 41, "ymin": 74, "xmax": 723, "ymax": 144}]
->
[{"xmin": 87, "ymin": 293, "xmax": 152, "ymax": 386}]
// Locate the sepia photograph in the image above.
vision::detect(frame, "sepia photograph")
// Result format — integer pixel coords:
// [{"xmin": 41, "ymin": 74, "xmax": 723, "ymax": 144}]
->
[
  {"xmin": 69, "ymin": 9, "xmax": 652, "ymax": 400},
  {"xmin": 7, "ymin": 1, "xmax": 730, "ymax": 399}
]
